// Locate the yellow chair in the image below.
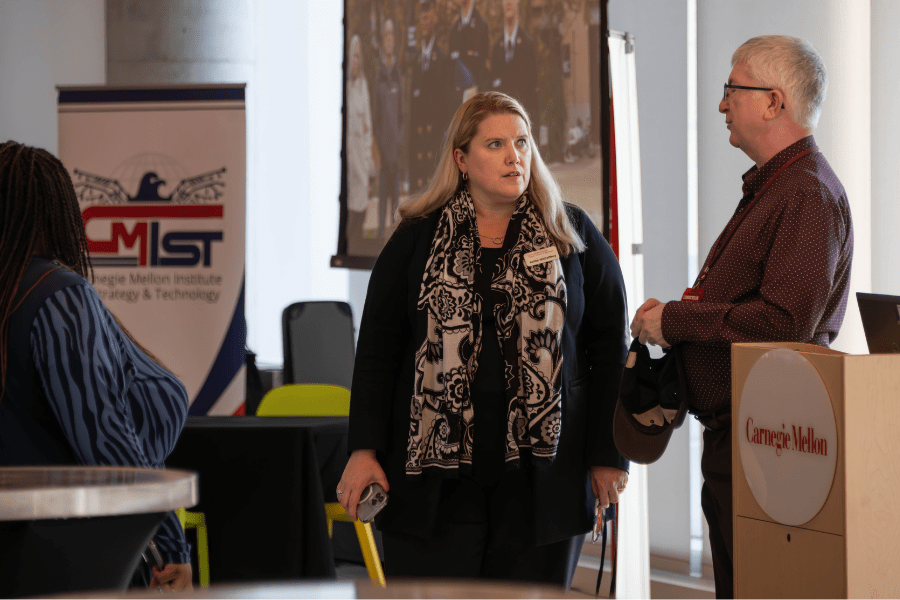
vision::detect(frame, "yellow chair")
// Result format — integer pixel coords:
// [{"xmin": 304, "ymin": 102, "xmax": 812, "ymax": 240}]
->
[
  {"xmin": 323, "ymin": 503, "xmax": 386, "ymax": 587},
  {"xmin": 256, "ymin": 383, "xmax": 351, "ymax": 417},
  {"xmin": 176, "ymin": 508, "xmax": 210, "ymax": 588},
  {"xmin": 256, "ymin": 384, "xmax": 386, "ymax": 587}
]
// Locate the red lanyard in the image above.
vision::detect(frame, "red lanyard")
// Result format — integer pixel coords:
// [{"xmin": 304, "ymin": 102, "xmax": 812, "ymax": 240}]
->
[{"xmin": 693, "ymin": 147, "xmax": 815, "ymax": 289}]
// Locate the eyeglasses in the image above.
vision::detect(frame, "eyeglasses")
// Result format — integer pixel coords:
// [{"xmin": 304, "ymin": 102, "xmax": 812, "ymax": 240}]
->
[
  {"xmin": 723, "ymin": 83, "xmax": 785, "ymax": 109},
  {"xmin": 723, "ymin": 83, "xmax": 773, "ymax": 99}
]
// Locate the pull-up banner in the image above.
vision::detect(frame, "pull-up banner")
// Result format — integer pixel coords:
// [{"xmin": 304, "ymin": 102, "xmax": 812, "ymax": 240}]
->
[{"xmin": 57, "ymin": 85, "xmax": 247, "ymax": 416}]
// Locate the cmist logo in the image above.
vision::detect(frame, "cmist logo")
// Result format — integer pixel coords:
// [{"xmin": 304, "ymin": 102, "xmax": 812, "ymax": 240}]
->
[{"xmin": 74, "ymin": 153, "xmax": 226, "ymax": 268}]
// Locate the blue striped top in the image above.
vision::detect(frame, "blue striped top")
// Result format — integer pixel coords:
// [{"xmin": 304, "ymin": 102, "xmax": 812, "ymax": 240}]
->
[{"xmin": 31, "ymin": 281, "xmax": 191, "ymax": 564}]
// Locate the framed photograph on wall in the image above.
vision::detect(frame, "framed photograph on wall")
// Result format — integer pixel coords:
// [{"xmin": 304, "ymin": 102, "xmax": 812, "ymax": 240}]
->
[{"xmin": 332, "ymin": 0, "xmax": 606, "ymax": 269}]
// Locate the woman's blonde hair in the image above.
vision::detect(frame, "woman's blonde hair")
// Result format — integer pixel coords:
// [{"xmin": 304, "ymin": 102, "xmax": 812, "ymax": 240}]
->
[{"xmin": 398, "ymin": 91, "xmax": 585, "ymax": 255}]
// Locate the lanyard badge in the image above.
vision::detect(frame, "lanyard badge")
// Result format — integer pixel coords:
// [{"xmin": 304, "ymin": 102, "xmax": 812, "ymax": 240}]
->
[{"xmin": 682, "ymin": 287, "xmax": 704, "ymax": 302}]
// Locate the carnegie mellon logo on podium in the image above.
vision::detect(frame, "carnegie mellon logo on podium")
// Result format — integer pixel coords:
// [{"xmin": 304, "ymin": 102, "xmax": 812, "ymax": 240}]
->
[
  {"xmin": 738, "ymin": 348, "xmax": 838, "ymax": 526},
  {"xmin": 745, "ymin": 418, "xmax": 829, "ymax": 457},
  {"xmin": 74, "ymin": 153, "xmax": 226, "ymax": 268}
]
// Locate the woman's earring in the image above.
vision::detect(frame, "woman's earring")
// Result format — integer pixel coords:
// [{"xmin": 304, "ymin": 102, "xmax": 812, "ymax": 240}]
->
[{"xmin": 462, "ymin": 172, "xmax": 468, "ymax": 181}]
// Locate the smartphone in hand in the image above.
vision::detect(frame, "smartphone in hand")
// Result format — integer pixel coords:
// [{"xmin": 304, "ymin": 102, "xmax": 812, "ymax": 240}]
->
[
  {"xmin": 148, "ymin": 540, "xmax": 165, "ymax": 568},
  {"xmin": 357, "ymin": 482, "xmax": 388, "ymax": 523}
]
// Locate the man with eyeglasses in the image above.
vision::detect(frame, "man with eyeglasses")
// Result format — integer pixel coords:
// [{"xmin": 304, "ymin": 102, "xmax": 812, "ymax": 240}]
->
[{"xmin": 630, "ymin": 35, "xmax": 853, "ymax": 598}]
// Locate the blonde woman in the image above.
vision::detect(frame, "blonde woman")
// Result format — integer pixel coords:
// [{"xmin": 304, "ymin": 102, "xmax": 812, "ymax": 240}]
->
[{"xmin": 338, "ymin": 92, "xmax": 628, "ymax": 588}]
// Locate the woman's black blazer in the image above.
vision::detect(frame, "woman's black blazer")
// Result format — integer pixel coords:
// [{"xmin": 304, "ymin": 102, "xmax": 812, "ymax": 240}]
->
[{"xmin": 348, "ymin": 203, "xmax": 629, "ymax": 545}]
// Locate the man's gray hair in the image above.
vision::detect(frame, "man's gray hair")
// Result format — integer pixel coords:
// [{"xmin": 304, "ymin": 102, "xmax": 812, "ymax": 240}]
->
[{"xmin": 732, "ymin": 35, "xmax": 827, "ymax": 130}]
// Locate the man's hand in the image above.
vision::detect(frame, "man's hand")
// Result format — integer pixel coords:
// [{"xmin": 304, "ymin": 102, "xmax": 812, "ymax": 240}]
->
[
  {"xmin": 590, "ymin": 466, "xmax": 629, "ymax": 510},
  {"xmin": 630, "ymin": 298, "xmax": 670, "ymax": 347},
  {"xmin": 150, "ymin": 563, "xmax": 193, "ymax": 591}
]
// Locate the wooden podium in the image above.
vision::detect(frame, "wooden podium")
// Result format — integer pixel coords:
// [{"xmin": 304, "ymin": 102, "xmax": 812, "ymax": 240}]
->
[{"xmin": 732, "ymin": 342, "xmax": 900, "ymax": 598}]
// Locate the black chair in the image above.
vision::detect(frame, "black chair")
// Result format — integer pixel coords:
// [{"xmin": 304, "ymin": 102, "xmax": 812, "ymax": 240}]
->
[
  {"xmin": 280, "ymin": 301, "xmax": 384, "ymax": 569},
  {"xmin": 282, "ymin": 301, "xmax": 355, "ymax": 389}
]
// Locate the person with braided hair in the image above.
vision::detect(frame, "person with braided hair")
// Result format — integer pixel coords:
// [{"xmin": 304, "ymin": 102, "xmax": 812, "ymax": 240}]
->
[{"xmin": 0, "ymin": 141, "xmax": 193, "ymax": 590}]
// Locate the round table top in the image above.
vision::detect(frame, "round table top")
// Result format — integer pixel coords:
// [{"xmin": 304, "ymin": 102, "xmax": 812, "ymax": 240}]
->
[{"xmin": 0, "ymin": 466, "xmax": 198, "ymax": 521}]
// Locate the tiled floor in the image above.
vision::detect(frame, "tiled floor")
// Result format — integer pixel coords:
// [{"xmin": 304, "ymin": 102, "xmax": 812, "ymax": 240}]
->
[
  {"xmin": 575, "ymin": 536, "xmax": 716, "ymax": 599},
  {"xmin": 569, "ymin": 559, "xmax": 715, "ymax": 598}
]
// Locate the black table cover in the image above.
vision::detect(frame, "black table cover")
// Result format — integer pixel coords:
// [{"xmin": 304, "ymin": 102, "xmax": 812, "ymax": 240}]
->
[
  {"xmin": 0, "ymin": 465, "xmax": 196, "ymax": 597},
  {"xmin": 166, "ymin": 416, "xmax": 349, "ymax": 583}
]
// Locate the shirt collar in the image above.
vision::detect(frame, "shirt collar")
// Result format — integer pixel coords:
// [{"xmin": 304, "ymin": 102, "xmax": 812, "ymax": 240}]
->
[
  {"xmin": 504, "ymin": 21, "xmax": 519, "ymax": 48},
  {"xmin": 422, "ymin": 35, "xmax": 435, "ymax": 59},
  {"xmin": 741, "ymin": 135, "xmax": 817, "ymax": 198}
]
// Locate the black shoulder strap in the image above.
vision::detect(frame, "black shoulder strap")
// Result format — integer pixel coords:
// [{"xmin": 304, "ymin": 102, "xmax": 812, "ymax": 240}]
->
[
  {"xmin": 0, "ymin": 258, "xmax": 87, "ymax": 465},
  {"xmin": 8, "ymin": 259, "xmax": 87, "ymax": 351}
]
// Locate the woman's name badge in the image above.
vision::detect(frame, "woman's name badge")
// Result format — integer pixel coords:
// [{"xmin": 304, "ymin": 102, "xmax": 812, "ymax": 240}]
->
[
  {"xmin": 524, "ymin": 247, "xmax": 560, "ymax": 267},
  {"xmin": 681, "ymin": 287, "xmax": 704, "ymax": 302}
]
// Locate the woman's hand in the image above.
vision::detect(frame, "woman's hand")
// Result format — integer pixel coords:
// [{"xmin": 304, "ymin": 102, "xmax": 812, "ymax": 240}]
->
[
  {"xmin": 590, "ymin": 466, "xmax": 629, "ymax": 510},
  {"xmin": 337, "ymin": 449, "xmax": 389, "ymax": 521},
  {"xmin": 150, "ymin": 562, "xmax": 193, "ymax": 591}
]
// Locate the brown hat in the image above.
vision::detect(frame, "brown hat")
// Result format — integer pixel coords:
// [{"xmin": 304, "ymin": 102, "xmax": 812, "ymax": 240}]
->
[{"xmin": 613, "ymin": 340, "xmax": 688, "ymax": 464}]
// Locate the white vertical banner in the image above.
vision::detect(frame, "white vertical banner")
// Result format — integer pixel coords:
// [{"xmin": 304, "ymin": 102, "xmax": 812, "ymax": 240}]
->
[
  {"xmin": 609, "ymin": 33, "xmax": 651, "ymax": 599},
  {"xmin": 609, "ymin": 32, "xmax": 645, "ymax": 310},
  {"xmin": 58, "ymin": 85, "xmax": 247, "ymax": 416}
]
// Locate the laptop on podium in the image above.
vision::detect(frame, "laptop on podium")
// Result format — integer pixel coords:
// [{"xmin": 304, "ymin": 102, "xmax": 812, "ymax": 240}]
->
[{"xmin": 856, "ymin": 292, "xmax": 900, "ymax": 354}]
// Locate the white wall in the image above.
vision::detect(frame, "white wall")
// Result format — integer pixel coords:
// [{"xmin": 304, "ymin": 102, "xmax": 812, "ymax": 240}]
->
[
  {"xmin": 608, "ymin": 0, "xmax": 691, "ymax": 303},
  {"xmin": 248, "ymin": 0, "xmax": 347, "ymax": 364},
  {"xmin": 106, "ymin": 0, "xmax": 254, "ymax": 84},
  {"xmin": 871, "ymin": 0, "xmax": 900, "ymax": 296},
  {"xmin": 0, "ymin": 0, "xmax": 105, "ymax": 151}
]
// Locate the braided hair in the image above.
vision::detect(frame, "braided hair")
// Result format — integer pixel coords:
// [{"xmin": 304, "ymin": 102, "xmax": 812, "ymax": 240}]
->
[{"xmin": 0, "ymin": 141, "xmax": 92, "ymax": 391}]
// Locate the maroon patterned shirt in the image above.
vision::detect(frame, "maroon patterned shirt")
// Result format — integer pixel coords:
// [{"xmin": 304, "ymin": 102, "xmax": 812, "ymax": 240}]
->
[{"xmin": 662, "ymin": 136, "xmax": 854, "ymax": 412}]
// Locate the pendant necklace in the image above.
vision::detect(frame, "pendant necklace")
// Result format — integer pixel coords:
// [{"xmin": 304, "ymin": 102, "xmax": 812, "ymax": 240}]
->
[
  {"xmin": 479, "ymin": 233, "xmax": 503, "ymax": 245},
  {"xmin": 477, "ymin": 210, "xmax": 511, "ymax": 246}
]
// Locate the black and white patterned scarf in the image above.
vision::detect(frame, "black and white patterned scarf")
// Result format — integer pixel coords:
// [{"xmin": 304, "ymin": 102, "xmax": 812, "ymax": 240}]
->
[{"xmin": 406, "ymin": 188, "xmax": 567, "ymax": 476}]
